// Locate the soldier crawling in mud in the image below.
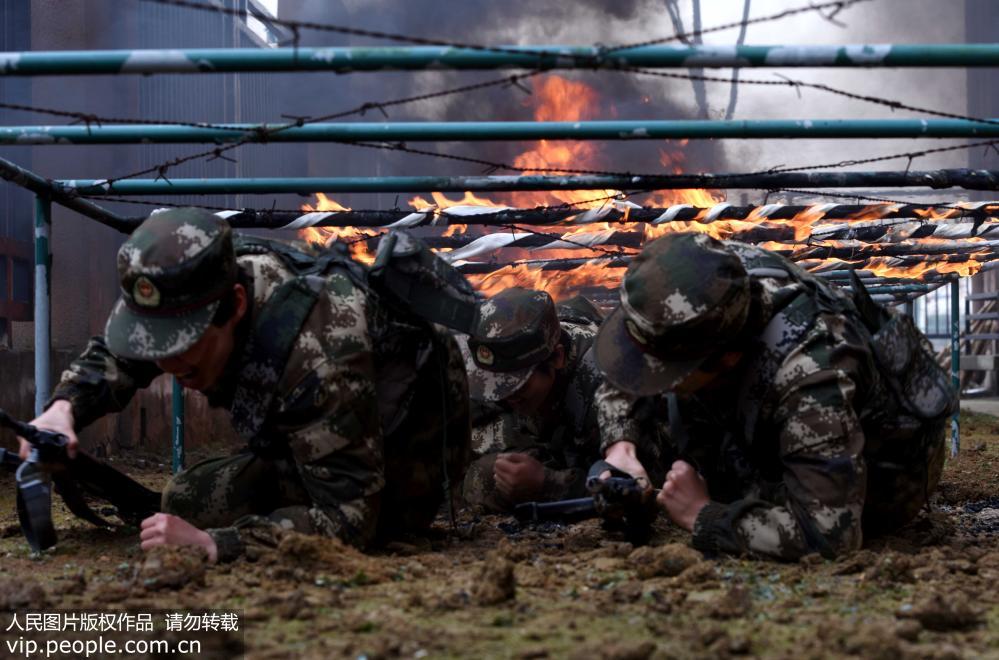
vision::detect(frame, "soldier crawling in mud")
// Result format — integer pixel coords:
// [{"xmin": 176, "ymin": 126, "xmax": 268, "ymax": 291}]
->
[
  {"xmin": 461, "ymin": 287, "xmax": 663, "ymax": 512},
  {"xmin": 595, "ymin": 232, "xmax": 956, "ymax": 561},
  {"xmin": 460, "ymin": 288, "xmax": 601, "ymax": 511},
  {"xmin": 17, "ymin": 208, "xmax": 470, "ymax": 563}
]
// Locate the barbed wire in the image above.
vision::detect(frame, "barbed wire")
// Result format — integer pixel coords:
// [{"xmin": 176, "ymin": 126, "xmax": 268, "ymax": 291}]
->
[
  {"xmin": 94, "ymin": 0, "xmax": 873, "ymax": 185},
  {"xmin": 82, "ymin": 137, "xmax": 999, "ymax": 222},
  {"xmin": 91, "ymin": 71, "xmax": 545, "ymax": 185},
  {"xmin": 330, "ymin": 136, "xmax": 999, "ymax": 183},
  {"xmin": 138, "ymin": 0, "xmax": 870, "ymax": 61},
  {"xmin": 74, "ymin": 135, "xmax": 999, "ymax": 209},
  {"xmin": 621, "ymin": 68, "xmax": 999, "ymax": 127}
]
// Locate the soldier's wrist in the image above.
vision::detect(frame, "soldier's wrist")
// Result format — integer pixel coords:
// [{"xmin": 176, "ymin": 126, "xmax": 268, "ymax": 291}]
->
[
  {"xmin": 45, "ymin": 398, "xmax": 74, "ymax": 419},
  {"xmin": 604, "ymin": 440, "xmax": 637, "ymax": 461},
  {"xmin": 44, "ymin": 395, "xmax": 85, "ymax": 432}
]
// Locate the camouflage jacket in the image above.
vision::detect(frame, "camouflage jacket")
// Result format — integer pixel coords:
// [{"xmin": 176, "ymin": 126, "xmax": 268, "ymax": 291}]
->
[
  {"xmin": 471, "ymin": 319, "xmax": 604, "ymax": 501},
  {"xmin": 52, "ymin": 247, "xmax": 441, "ymax": 559},
  {"xmin": 599, "ymin": 241, "xmax": 891, "ymax": 561}
]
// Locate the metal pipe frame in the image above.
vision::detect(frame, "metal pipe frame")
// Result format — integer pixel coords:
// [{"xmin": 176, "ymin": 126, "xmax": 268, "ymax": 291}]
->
[
  {"xmin": 33, "ymin": 196, "xmax": 50, "ymax": 416},
  {"xmin": 56, "ymin": 169, "xmax": 999, "ymax": 196},
  {"xmin": 3, "ymin": 44, "xmax": 999, "ymax": 76},
  {"xmin": 8, "ymin": 119, "xmax": 999, "ymax": 145},
  {"xmin": 0, "ymin": 156, "xmax": 132, "ymax": 231},
  {"xmin": 136, "ymin": 201, "xmax": 999, "ymax": 231},
  {"xmin": 951, "ymin": 279, "xmax": 961, "ymax": 456}
]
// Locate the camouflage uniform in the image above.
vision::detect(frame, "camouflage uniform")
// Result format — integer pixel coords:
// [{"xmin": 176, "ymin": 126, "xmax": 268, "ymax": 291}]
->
[
  {"xmin": 595, "ymin": 233, "xmax": 953, "ymax": 561},
  {"xmin": 459, "ymin": 290, "xmax": 608, "ymax": 511},
  {"xmin": 50, "ymin": 209, "xmax": 470, "ymax": 562}
]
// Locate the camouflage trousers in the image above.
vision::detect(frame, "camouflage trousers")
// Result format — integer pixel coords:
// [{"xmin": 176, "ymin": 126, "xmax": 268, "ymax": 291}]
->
[
  {"xmin": 162, "ymin": 332, "xmax": 471, "ymax": 547},
  {"xmin": 862, "ymin": 420, "xmax": 946, "ymax": 535}
]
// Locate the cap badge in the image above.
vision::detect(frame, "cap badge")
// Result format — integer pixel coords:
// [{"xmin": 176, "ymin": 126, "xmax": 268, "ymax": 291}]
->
[
  {"xmin": 133, "ymin": 276, "xmax": 161, "ymax": 308},
  {"xmin": 476, "ymin": 345, "xmax": 495, "ymax": 367}
]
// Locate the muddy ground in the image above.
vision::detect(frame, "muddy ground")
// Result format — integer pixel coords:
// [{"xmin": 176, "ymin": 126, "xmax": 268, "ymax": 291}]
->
[{"xmin": 0, "ymin": 411, "xmax": 997, "ymax": 659}]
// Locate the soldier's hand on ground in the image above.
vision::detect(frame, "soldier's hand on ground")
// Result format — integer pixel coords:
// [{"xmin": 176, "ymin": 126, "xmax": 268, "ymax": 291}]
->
[
  {"xmin": 20, "ymin": 399, "xmax": 79, "ymax": 460},
  {"xmin": 657, "ymin": 460, "xmax": 710, "ymax": 532},
  {"xmin": 601, "ymin": 440, "xmax": 651, "ymax": 487},
  {"xmin": 494, "ymin": 453, "xmax": 545, "ymax": 503},
  {"xmin": 140, "ymin": 513, "xmax": 218, "ymax": 563}
]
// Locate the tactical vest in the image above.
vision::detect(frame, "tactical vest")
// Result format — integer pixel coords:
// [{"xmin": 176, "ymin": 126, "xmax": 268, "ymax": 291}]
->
[
  {"xmin": 728, "ymin": 243, "xmax": 956, "ymax": 458},
  {"xmin": 228, "ymin": 231, "xmax": 479, "ymax": 452}
]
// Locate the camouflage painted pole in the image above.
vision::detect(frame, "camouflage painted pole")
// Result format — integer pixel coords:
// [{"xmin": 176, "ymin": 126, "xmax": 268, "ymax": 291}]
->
[
  {"xmin": 54, "ymin": 170, "xmax": 999, "ymax": 196},
  {"xmin": 7, "ymin": 120, "xmax": 999, "ymax": 146},
  {"xmin": 420, "ymin": 222, "xmax": 999, "ymax": 251},
  {"xmin": 149, "ymin": 202, "xmax": 999, "ymax": 232},
  {"xmin": 2, "ymin": 44, "xmax": 999, "ymax": 76},
  {"xmin": 33, "ymin": 195, "xmax": 51, "ymax": 416}
]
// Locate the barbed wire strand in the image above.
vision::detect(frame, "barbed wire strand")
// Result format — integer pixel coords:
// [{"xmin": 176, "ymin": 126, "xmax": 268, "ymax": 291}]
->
[
  {"xmin": 138, "ymin": 0, "xmax": 871, "ymax": 61},
  {"xmin": 90, "ymin": 0, "xmax": 873, "ymax": 185}
]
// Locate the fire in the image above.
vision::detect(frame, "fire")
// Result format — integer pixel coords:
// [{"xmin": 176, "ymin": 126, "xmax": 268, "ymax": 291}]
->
[
  {"xmin": 408, "ymin": 190, "xmax": 503, "ymax": 211},
  {"xmin": 806, "ymin": 257, "xmax": 983, "ymax": 280},
  {"xmin": 465, "ymin": 261, "xmax": 627, "ymax": 300},
  {"xmin": 293, "ymin": 72, "xmax": 995, "ymax": 298},
  {"xmin": 508, "ymin": 76, "xmax": 616, "ymax": 209},
  {"xmin": 299, "ymin": 193, "xmax": 378, "ymax": 264}
]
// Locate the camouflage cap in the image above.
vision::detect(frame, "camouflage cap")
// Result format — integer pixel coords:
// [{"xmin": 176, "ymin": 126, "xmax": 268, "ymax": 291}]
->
[
  {"xmin": 105, "ymin": 208, "xmax": 237, "ymax": 361},
  {"xmin": 462, "ymin": 287, "xmax": 561, "ymax": 402},
  {"xmin": 595, "ymin": 233, "xmax": 751, "ymax": 396}
]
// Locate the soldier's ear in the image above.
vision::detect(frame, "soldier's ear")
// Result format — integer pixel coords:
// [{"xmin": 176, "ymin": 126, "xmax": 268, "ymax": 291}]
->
[
  {"xmin": 231, "ymin": 283, "xmax": 249, "ymax": 323},
  {"xmin": 551, "ymin": 343, "xmax": 567, "ymax": 370}
]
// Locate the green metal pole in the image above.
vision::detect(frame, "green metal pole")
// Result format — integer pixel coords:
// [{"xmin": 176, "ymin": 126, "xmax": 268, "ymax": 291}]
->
[
  {"xmin": 0, "ymin": 156, "xmax": 131, "ymax": 231},
  {"xmin": 33, "ymin": 195, "xmax": 51, "ymax": 416},
  {"xmin": 172, "ymin": 377, "xmax": 185, "ymax": 473},
  {"xmin": 2, "ymin": 44, "xmax": 999, "ymax": 76},
  {"xmin": 55, "ymin": 169, "xmax": 999, "ymax": 195},
  {"xmin": 7, "ymin": 119, "xmax": 999, "ymax": 145},
  {"xmin": 951, "ymin": 279, "xmax": 960, "ymax": 457}
]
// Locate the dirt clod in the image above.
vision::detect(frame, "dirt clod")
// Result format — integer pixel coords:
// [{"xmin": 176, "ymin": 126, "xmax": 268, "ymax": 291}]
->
[
  {"xmin": 863, "ymin": 552, "xmax": 914, "ymax": 584},
  {"xmin": 897, "ymin": 591, "xmax": 984, "ymax": 631},
  {"xmin": 471, "ymin": 552, "xmax": 516, "ymax": 605},
  {"xmin": 275, "ymin": 531, "xmax": 388, "ymax": 583},
  {"xmin": 0, "ymin": 576, "xmax": 48, "ymax": 609},
  {"xmin": 708, "ymin": 585, "xmax": 752, "ymax": 620},
  {"xmin": 628, "ymin": 543, "xmax": 702, "ymax": 579},
  {"xmin": 55, "ymin": 570, "xmax": 86, "ymax": 596},
  {"xmin": 136, "ymin": 545, "xmax": 207, "ymax": 591},
  {"xmin": 569, "ymin": 640, "xmax": 655, "ymax": 660}
]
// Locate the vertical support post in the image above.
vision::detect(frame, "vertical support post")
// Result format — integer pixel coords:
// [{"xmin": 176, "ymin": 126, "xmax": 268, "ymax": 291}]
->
[
  {"xmin": 33, "ymin": 195, "xmax": 51, "ymax": 416},
  {"xmin": 172, "ymin": 377, "xmax": 185, "ymax": 473},
  {"xmin": 950, "ymin": 279, "xmax": 960, "ymax": 457}
]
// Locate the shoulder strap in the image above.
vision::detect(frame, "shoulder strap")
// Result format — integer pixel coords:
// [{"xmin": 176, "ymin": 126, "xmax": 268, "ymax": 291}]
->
[{"xmin": 230, "ymin": 275, "xmax": 323, "ymax": 449}]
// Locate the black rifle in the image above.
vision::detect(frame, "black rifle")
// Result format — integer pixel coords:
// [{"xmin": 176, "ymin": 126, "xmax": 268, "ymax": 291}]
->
[
  {"xmin": 0, "ymin": 409, "xmax": 161, "ymax": 552},
  {"xmin": 514, "ymin": 469, "xmax": 657, "ymax": 545}
]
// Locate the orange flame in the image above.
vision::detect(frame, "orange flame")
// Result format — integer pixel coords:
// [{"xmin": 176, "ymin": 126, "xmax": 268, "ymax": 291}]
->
[
  {"xmin": 806, "ymin": 257, "xmax": 984, "ymax": 280},
  {"xmin": 293, "ymin": 74, "xmax": 992, "ymax": 296},
  {"xmin": 299, "ymin": 193, "xmax": 378, "ymax": 264},
  {"xmin": 466, "ymin": 262, "xmax": 627, "ymax": 300}
]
